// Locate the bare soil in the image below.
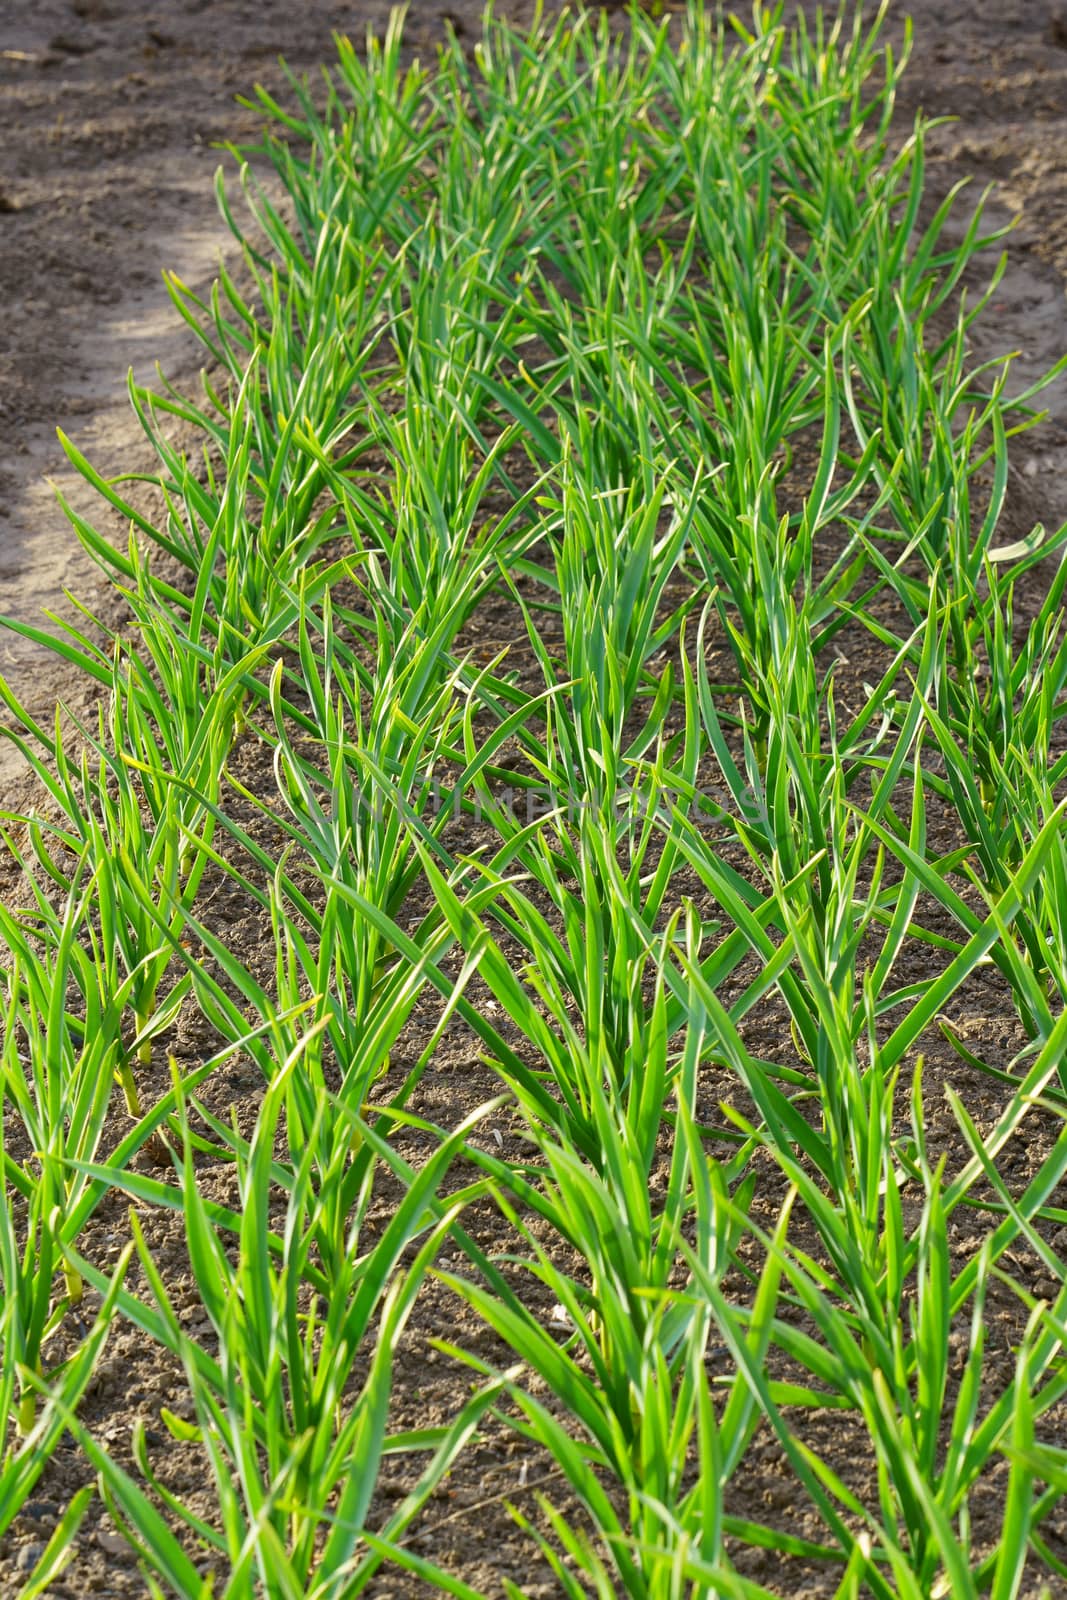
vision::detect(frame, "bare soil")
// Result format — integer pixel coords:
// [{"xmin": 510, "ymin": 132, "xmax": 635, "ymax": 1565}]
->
[{"xmin": 2, "ymin": 1, "xmax": 1067, "ymax": 1595}]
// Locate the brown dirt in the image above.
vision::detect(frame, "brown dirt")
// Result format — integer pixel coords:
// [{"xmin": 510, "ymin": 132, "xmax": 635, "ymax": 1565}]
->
[{"xmin": 2, "ymin": 1, "xmax": 1067, "ymax": 1596}]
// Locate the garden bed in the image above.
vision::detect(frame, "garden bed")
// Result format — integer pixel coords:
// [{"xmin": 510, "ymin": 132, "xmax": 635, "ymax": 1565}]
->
[{"xmin": 2, "ymin": 3, "xmax": 1067, "ymax": 1596}]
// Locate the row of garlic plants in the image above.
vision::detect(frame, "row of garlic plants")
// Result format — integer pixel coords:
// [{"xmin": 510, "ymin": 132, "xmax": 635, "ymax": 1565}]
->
[{"xmin": 3, "ymin": 4, "xmax": 1067, "ymax": 1596}]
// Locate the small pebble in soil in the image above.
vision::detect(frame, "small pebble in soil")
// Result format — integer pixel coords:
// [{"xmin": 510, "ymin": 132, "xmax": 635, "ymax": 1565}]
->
[
  {"xmin": 15, "ymin": 1543, "xmax": 46, "ymax": 1571},
  {"xmin": 48, "ymin": 32, "xmax": 99, "ymax": 55},
  {"xmin": 19, "ymin": 1501, "xmax": 58, "ymax": 1526},
  {"xmin": 96, "ymin": 1530, "xmax": 130, "ymax": 1557}
]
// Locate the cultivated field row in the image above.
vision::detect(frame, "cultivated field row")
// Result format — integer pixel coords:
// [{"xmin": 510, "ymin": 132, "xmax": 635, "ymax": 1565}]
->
[{"xmin": 2, "ymin": 5, "xmax": 1067, "ymax": 1596}]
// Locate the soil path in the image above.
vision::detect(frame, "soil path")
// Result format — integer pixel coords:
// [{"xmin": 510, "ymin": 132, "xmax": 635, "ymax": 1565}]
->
[{"xmin": 0, "ymin": 0, "xmax": 546, "ymax": 795}]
